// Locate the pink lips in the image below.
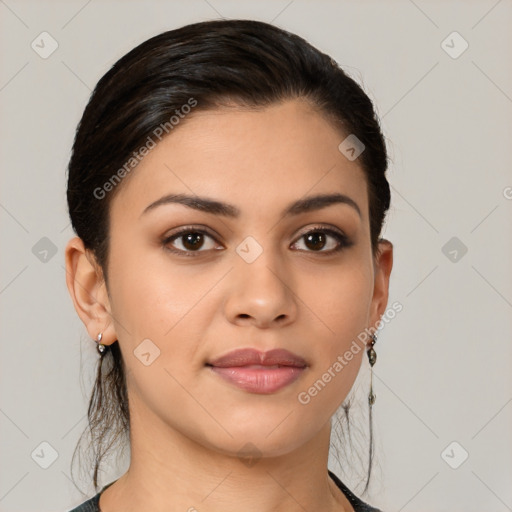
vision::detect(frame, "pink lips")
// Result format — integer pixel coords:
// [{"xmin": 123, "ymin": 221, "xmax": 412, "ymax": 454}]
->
[{"xmin": 207, "ymin": 348, "xmax": 307, "ymax": 394}]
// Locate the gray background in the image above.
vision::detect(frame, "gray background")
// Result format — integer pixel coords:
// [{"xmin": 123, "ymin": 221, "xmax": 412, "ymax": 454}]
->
[{"xmin": 1, "ymin": 1, "xmax": 511, "ymax": 511}]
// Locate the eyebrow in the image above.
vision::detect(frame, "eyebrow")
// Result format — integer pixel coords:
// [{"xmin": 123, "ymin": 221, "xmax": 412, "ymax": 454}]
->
[{"xmin": 140, "ymin": 192, "xmax": 361, "ymax": 219}]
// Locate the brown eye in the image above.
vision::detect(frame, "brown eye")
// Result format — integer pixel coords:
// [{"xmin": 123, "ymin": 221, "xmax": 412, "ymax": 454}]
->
[
  {"xmin": 304, "ymin": 232, "xmax": 327, "ymax": 251},
  {"xmin": 163, "ymin": 228, "xmax": 220, "ymax": 256},
  {"xmin": 181, "ymin": 232, "xmax": 205, "ymax": 251},
  {"xmin": 291, "ymin": 228, "xmax": 351, "ymax": 254}
]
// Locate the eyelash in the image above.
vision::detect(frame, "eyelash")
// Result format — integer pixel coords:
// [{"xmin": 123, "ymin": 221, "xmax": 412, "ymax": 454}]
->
[{"xmin": 162, "ymin": 225, "xmax": 353, "ymax": 258}]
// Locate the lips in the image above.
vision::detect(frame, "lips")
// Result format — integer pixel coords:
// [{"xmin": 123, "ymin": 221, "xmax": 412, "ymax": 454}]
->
[
  {"xmin": 207, "ymin": 348, "xmax": 308, "ymax": 394},
  {"xmin": 207, "ymin": 348, "xmax": 308, "ymax": 368}
]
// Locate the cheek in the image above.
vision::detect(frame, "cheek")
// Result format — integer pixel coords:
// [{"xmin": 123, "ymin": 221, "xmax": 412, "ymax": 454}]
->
[
  {"xmin": 107, "ymin": 246, "xmax": 220, "ymax": 371},
  {"xmin": 108, "ymin": 239, "xmax": 187, "ymax": 330},
  {"xmin": 294, "ymin": 269, "xmax": 370, "ymax": 415},
  {"xmin": 294, "ymin": 257, "xmax": 372, "ymax": 403},
  {"xmin": 298, "ymin": 257, "xmax": 373, "ymax": 346}
]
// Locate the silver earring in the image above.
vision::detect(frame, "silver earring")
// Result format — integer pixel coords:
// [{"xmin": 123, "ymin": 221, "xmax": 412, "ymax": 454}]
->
[
  {"xmin": 365, "ymin": 332, "xmax": 378, "ymax": 493},
  {"xmin": 95, "ymin": 332, "xmax": 106, "ymax": 354},
  {"xmin": 367, "ymin": 333, "xmax": 377, "ymax": 406}
]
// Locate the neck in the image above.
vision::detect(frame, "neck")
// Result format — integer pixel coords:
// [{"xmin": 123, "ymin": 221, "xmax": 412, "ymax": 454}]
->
[{"xmin": 99, "ymin": 395, "xmax": 353, "ymax": 512}]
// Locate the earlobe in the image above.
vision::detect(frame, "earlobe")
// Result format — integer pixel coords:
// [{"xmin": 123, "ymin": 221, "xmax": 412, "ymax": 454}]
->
[
  {"xmin": 369, "ymin": 239, "xmax": 394, "ymax": 329},
  {"xmin": 64, "ymin": 236, "xmax": 116, "ymax": 345}
]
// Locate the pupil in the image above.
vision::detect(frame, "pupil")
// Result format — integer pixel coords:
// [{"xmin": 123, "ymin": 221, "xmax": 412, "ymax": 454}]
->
[
  {"xmin": 305, "ymin": 232, "xmax": 325, "ymax": 251},
  {"xmin": 183, "ymin": 232, "xmax": 203, "ymax": 250}
]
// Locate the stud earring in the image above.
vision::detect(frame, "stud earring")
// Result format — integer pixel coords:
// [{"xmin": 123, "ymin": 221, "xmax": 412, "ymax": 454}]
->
[
  {"xmin": 95, "ymin": 332, "xmax": 106, "ymax": 355},
  {"xmin": 367, "ymin": 333, "xmax": 377, "ymax": 407}
]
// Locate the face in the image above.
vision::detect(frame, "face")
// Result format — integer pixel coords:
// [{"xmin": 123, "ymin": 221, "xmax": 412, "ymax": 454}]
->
[{"xmin": 95, "ymin": 99, "xmax": 391, "ymax": 457}]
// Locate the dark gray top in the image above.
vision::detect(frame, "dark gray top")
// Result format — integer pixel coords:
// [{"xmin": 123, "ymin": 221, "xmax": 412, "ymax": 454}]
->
[{"xmin": 69, "ymin": 470, "xmax": 382, "ymax": 511}]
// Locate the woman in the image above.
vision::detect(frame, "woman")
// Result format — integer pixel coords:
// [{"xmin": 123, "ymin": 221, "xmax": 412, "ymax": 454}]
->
[{"xmin": 65, "ymin": 18, "xmax": 393, "ymax": 512}]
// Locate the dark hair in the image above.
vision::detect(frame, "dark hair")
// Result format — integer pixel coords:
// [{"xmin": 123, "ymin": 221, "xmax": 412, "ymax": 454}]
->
[{"xmin": 67, "ymin": 18, "xmax": 391, "ymax": 496}]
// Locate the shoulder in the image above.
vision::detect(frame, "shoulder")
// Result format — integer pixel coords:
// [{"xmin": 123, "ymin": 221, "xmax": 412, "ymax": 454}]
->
[
  {"xmin": 328, "ymin": 470, "xmax": 384, "ymax": 512},
  {"xmin": 68, "ymin": 480, "xmax": 117, "ymax": 512},
  {"xmin": 68, "ymin": 492, "xmax": 100, "ymax": 512}
]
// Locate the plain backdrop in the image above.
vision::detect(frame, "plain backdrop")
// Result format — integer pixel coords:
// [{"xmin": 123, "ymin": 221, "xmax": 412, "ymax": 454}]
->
[{"xmin": 1, "ymin": 1, "xmax": 511, "ymax": 511}]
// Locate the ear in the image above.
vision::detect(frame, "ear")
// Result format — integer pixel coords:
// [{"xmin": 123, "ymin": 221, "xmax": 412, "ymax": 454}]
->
[
  {"xmin": 368, "ymin": 239, "xmax": 394, "ymax": 336},
  {"xmin": 64, "ymin": 236, "xmax": 117, "ymax": 346}
]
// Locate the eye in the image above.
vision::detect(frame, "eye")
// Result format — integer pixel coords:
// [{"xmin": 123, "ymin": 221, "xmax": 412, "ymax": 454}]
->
[
  {"xmin": 162, "ymin": 225, "xmax": 352, "ymax": 257},
  {"xmin": 291, "ymin": 227, "xmax": 352, "ymax": 254},
  {"xmin": 162, "ymin": 227, "xmax": 222, "ymax": 256}
]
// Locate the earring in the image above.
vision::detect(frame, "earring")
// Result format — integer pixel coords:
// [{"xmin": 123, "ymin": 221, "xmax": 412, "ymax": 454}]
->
[
  {"xmin": 367, "ymin": 333, "xmax": 377, "ymax": 406},
  {"xmin": 95, "ymin": 332, "xmax": 106, "ymax": 355},
  {"xmin": 365, "ymin": 332, "xmax": 378, "ymax": 492}
]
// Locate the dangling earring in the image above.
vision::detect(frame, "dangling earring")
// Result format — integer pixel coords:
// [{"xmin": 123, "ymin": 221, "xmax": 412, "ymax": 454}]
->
[
  {"xmin": 95, "ymin": 332, "xmax": 106, "ymax": 355},
  {"xmin": 367, "ymin": 333, "xmax": 377, "ymax": 407},
  {"xmin": 365, "ymin": 332, "xmax": 378, "ymax": 493}
]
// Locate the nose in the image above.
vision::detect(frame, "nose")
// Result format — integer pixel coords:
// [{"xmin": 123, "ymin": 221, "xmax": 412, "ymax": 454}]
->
[{"xmin": 223, "ymin": 254, "xmax": 298, "ymax": 329}]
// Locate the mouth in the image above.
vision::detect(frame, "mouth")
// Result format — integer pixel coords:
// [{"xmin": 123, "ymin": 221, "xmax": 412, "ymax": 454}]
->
[
  {"xmin": 206, "ymin": 348, "xmax": 308, "ymax": 394},
  {"xmin": 207, "ymin": 347, "xmax": 308, "ymax": 368}
]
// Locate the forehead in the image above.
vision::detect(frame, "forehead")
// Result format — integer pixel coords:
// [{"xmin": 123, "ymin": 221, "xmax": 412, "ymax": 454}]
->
[{"xmin": 110, "ymin": 99, "xmax": 369, "ymax": 223}]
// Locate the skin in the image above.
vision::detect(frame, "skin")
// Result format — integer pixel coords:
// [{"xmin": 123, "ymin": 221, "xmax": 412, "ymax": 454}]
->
[{"xmin": 65, "ymin": 98, "xmax": 393, "ymax": 512}]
